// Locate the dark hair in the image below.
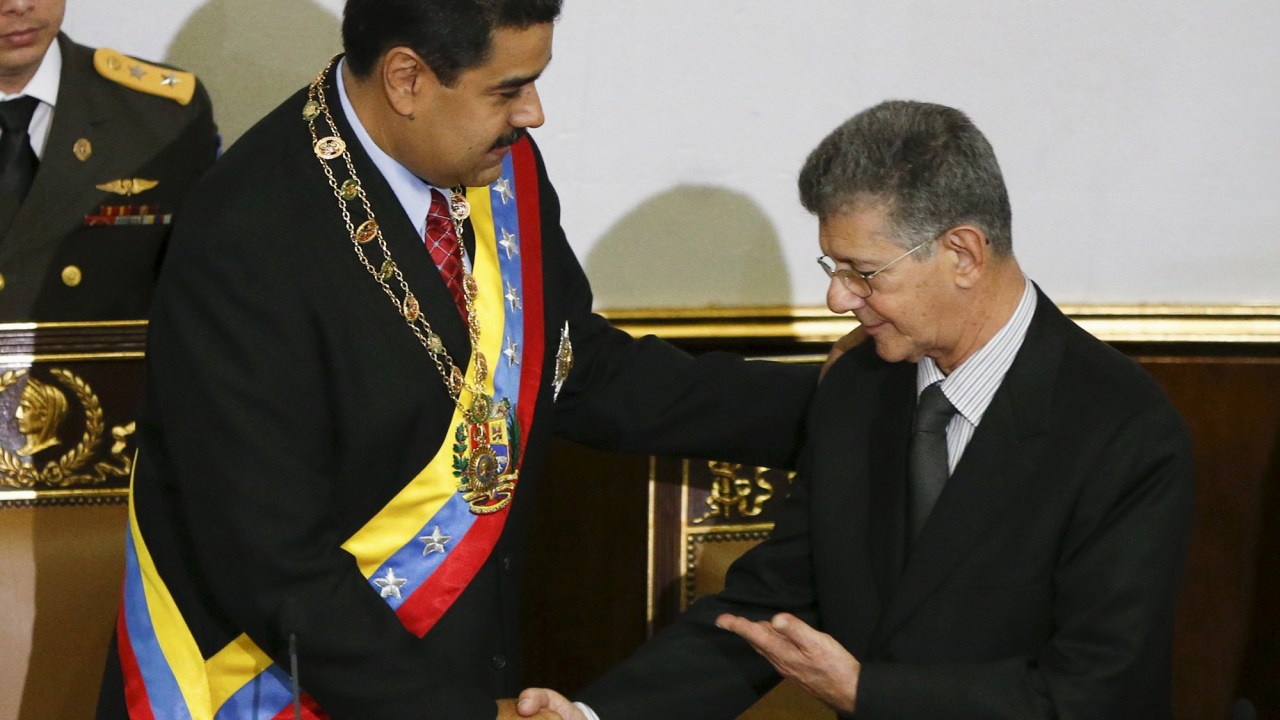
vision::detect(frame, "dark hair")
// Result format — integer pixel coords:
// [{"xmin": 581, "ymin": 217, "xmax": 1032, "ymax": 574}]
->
[
  {"xmin": 343, "ymin": 0, "xmax": 562, "ymax": 86},
  {"xmin": 798, "ymin": 100, "xmax": 1013, "ymax": 255}
]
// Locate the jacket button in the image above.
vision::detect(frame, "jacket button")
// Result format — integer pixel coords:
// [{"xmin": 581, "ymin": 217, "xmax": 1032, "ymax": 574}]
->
[
  {"xmin": 61, "ymin": 266, "xmax": 83, "ymax": 287},
  {"xmin": 502, "ymin": 555, "xmax": 511, "ymax": 571},
  {"xmin": 492, "ymin": 655, "xmax": 507, "ymax": 669},
  {"xmin": 0, "ymin": 272, "xmax": 5, "ymax": 292}
]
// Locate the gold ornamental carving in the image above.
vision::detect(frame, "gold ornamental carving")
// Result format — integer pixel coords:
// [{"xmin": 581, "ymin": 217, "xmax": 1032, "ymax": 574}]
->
[
  {"xmin": 693, "ymin": 462, "xmax": 793, "ymax": 524},
  {"xmin": 1, "ymin": 369, "xmax": 135, "ymax": 489}
]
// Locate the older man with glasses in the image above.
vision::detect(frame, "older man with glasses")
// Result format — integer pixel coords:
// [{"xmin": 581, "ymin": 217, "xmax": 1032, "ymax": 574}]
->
[{"xmin": 520, "ymin": 100, "xmax": 1194, "ymax": 720}]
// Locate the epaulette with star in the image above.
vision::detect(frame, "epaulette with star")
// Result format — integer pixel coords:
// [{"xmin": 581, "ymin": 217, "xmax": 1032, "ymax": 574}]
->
[{"xmin": 93, "ymin": 48, "xmax": 197, "ymax": 106}]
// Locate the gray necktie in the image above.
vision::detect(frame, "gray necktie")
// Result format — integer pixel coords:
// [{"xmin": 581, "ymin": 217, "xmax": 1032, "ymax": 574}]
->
[
  {"xmin": 0, "ymin": 95, "xmax": 40, "ymax": 235},
  {"xmin": 907, "ymin": 382, "xmax": 958, "ymax": 548}
]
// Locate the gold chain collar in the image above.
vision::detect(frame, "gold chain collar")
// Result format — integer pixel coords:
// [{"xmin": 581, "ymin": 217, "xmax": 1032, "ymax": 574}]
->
[{"xmin": 302, "ymin": 57, "xmax": 494, "ymax": 425}]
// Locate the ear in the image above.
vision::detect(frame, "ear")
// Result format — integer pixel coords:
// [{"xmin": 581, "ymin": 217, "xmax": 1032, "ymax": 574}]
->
[
  {"xmin": 943, "ymin": 225, "xmax": 989, "ymax": 289},
  {"xmin": 380, "ymin": 47, "xmax": 439, "ymax": 118}
]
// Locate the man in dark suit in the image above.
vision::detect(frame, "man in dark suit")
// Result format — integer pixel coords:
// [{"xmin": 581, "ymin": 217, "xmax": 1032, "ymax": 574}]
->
[
  {"xmin": 94, "ymin": 2, "xmax": 821, "ymax": 719},
  {"xmin": 522, "ymin": 101, "xmax": 1195, "ymax": 719},
  {"xmin": 0, "ymin": 0, "xmax": 216, "ymax": 321}
]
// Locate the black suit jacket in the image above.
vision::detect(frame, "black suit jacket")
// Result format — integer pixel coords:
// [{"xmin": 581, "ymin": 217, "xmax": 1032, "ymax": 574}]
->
[
  {"xmin": 0, "ymin": 34, "xmax": 216, "ymax": 321},
  {"xmin": 581, "ymin": 291, "xmax": 1194, "ymax": 720},
  {"xmin": 95, "ymin": 72, "xmax": 817, "ymax": 720}
]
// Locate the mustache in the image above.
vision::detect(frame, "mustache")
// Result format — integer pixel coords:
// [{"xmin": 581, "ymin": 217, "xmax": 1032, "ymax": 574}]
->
[{"xmin": 491, "ymin": 128, "xmax": 526, "ymax": 151}]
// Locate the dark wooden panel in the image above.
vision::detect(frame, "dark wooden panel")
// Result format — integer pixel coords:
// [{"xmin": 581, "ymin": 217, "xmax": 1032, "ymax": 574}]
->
[
  {"xmin": 1140, "ymin": 359, "xmax": 1280, "ymax": 720},
  {"xmin": 520, "ymin": 439, "xmax": 651, "ymax": 694}
]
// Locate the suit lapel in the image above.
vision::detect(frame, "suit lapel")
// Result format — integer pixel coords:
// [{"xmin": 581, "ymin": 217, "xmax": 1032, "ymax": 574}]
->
[
  {"xmin": 866, "ymin": 365, "xmax": 914, "ymax": 604},
  {"xmin": 876, "ymin": 296, "xmax": 1067, "ymax": 641}
]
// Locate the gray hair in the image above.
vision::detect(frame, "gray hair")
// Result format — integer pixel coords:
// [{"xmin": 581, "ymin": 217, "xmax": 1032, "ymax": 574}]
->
[{"xmin": 798, "ymin": 100, "xmax": 1013, "ymax": 255}]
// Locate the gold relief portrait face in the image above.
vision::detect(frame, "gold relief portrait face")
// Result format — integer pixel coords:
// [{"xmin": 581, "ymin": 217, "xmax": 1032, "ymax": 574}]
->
[
  {"xmin": 14, "ymin": 393, "xmax": 38, "ymax": 432},
  {"xmin": 14, "ymin": 376, "xmax": 68, "ymax": 456}
]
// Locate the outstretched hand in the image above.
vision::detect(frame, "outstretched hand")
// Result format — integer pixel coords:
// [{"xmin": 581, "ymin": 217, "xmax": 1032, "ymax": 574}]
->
[
  {"xmin": 717, "ymin": 612, "xmax": 860, "ymax": 715},
  {"xmin": 516, "ymin": 688, "xmax": 586, "ymax": 720}
]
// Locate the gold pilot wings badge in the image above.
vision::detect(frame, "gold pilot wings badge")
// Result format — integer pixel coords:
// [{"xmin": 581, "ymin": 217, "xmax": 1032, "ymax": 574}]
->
[{"xmin": 96, "ymin": 178, "xmax": 159, "ymax": 196}]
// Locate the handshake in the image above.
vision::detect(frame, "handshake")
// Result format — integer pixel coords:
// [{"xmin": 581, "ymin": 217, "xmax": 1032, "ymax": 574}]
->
[{"xmin": 496, "ymin": 688, "xmax": 585, "ymax": 720}]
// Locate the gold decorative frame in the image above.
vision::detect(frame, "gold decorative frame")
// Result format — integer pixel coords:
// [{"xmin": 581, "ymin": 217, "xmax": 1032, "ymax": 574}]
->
[
  {"xmin": 0, "ymin": 321, "xmax": 147, "ymax": 507},
  {"xmin": 607, "ymin": 304, "xmax": 1280, "ymax": 346}
]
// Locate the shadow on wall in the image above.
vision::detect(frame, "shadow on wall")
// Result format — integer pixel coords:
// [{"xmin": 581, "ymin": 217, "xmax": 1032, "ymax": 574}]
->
[
  {"xmin": 585, "ymin": 185, "xmax": 792, "ymax": 310},
  {"xmin": 166, "ymin": 0, "xmax": 342, "ymax": 149}
]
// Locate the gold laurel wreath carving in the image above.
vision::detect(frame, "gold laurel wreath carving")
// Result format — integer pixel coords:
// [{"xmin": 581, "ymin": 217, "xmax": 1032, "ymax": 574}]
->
[
  {"xmin": 1, "ymin": 368, "xmax": 135, "ymax": 490},
  {"xmin": 41, "ymin": 368, "xmax": 105, "ymax": 487}
]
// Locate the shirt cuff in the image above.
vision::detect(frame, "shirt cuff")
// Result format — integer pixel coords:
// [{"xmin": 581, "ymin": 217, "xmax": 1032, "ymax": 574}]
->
[{"xmin": 574, "ymin": 701, "xmax": 602, "ymax": 720}]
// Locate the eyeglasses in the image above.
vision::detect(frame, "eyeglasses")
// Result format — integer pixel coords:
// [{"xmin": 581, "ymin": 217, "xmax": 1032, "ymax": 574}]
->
[{"xmin": 816, "ymin": 235, "xmax": 939, "ymax": 298}]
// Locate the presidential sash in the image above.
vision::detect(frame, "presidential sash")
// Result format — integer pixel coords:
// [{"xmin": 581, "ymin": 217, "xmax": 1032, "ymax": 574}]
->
[{"xmin": 117, "ymin": 139, "xmax": 546, "ymax": 719}]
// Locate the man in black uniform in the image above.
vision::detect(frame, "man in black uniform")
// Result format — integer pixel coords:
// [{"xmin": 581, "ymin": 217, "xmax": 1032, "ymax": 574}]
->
[{"xmin": 0, "ymin": 0, "xmax": 216, "ymax": 321}]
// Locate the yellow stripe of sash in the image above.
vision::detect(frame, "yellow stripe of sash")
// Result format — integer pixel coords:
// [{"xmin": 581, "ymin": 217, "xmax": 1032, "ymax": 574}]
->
[
  {"xmin": 205, "ymin": 633, "xmax": 274, "ymax": 712},
  {"xmin": 128, "ymin": 481, "xmax": 214, "ymax": 718},
  {"xmin": 343, "ymin": 186, "xmax": 505, "ymax": 577}
]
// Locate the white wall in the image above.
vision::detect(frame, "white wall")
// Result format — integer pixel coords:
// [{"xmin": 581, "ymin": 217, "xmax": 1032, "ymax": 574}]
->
[{"xmin": 65, "ymin": 1, "xmax": 1280, "ymax": 309}]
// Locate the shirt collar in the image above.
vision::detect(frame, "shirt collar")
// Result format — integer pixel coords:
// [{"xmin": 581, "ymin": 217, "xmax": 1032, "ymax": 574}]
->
[
  {"xmin": 335, "ymin": 57, "xmax": 448, "ymax": 237},
  {"xmin": 0, "ymin": 37, "xmax": 61, "ymax": 105},
  {"xmin": 917, "ymin": 275, "xmax": 1037, "ymax": 426}
]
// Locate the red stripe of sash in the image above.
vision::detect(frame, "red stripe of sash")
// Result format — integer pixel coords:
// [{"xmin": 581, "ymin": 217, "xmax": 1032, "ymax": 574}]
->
[
  {"xmin": 513, "ymin": 137, "xmax": 546, "ymax": 435},
  {"xmin": 116, "ymin": 596, "xmax": 159, "ymax": 720}
]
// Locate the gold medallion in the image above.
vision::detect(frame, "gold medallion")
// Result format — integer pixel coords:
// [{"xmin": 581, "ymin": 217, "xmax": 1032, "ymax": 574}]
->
[
  {"xmin": 313, "ymin": 136, "xmax": 346, "ymax": 160},
  {"xmin": 427, "ymin": 333, "xmax": 444, "ymax": 353},
  {"xmin": 354, "ymin": 220, "xmax": 378, "ymax": 244},
  {"xmin": 379, "ymin": 259, "xmax": 397, "ymax": 281},
  {"xmin": 340, "ymin": 179, "xmax": 360, "ymax": 200},
  {"xmin": 448, "ymin": 367, "xmax": 465, "ymax": 395},
  {"xmin": 402, "ymin": 294, "xmax": 420, "ymax": 322},
  {"xmin": 467, "ymin": 446, "xmax": 499, "ymax": 488},
  {"xmin": 449, "ymin": 193, "xmax": 471, "ymax": 221},
  {"xmin": 468, "ymin": 394, "xmax": 492, "ymax": 424},
  {"xmin": 460, "ymin": 446, "xmax": 513, "ymax": 514},
  {"xmin": 73, "ymin": 138, "xmax": 92, "ymax": 162},
  {"xmin": 302, "ymin": 101, "xmax": 321, "ymax": 122},
  {"xmin": 462, "ymin": 275, "xmax": 478, "ymax": 299}
]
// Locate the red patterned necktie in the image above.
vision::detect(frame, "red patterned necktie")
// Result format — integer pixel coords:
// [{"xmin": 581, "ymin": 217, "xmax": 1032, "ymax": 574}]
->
[{"xmin": 424, "ymin": 189, "xmax": 468, "ymax": 321}]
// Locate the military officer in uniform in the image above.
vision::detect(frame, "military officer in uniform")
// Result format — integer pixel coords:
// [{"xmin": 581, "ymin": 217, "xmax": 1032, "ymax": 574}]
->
[{"xmin": 0, "ymin": 0, "xmax": 217, "ymax": 321}]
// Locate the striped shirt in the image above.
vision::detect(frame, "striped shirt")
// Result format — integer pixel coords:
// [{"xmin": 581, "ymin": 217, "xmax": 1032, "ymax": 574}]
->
[{"xmin": 917, "ymin": 277, "xmax": 1037, "ymax": 474}]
